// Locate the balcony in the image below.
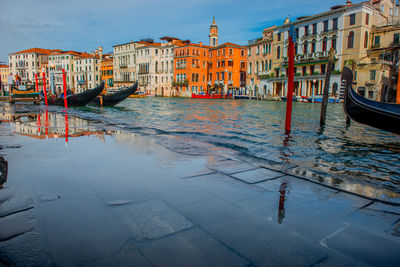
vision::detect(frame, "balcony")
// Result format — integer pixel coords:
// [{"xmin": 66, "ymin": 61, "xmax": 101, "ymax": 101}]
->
[
  {"xmin": 228, "ymin": 80, "xmax": 233, "ymax": 85},
  {"xmin": 172, "ymin": 79, "xmax": 189, "ymax": 87},
  {"xmin": 119, "ymin": 63, "xmax": 127, "ymax": 68},
  {"xmin": 176, "ymin": 65, "xmax": 186, "ymax": 70}
]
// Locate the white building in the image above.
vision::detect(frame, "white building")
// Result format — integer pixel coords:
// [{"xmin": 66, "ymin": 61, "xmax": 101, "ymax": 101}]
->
[
  {"xmin": 73, "ymin": 53, "xmax": 101, "ymax": 93},
  {"xmin": 113, "ymin": 41, "xmax": 148, "ymax": 87},
  {"xmin": 8, "ymin": 48, "xmax": 62, "ymax": 84}
]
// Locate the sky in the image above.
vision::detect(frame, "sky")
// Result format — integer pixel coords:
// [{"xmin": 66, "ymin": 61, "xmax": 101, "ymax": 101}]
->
[{"xmin": 0, "ymin": 0, "xmax": 346, "ymax": 62}]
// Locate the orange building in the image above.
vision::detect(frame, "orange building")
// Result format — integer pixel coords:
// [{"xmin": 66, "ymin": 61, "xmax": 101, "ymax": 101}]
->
[
  {"xmin": 208, "ymin": 43, "xmax": 247, "ymax": 95},
  {"xmin": 173, "ymin": 42, "xmax": 210, "ymax": 97},
  {"xmin": 100, "ymin": 54, "xmax": 113, "ymax": 91}
]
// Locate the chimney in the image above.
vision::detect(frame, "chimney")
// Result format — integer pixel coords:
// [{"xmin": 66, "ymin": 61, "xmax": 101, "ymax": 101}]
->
[
  {"xmin": 346, "ymin": 0, "xmax": 352, "ymax": 6},
  {"xmin": 98, "ymin": 46, "xmax": 103, "ymax": 59},
  {"xmin": 284, "ymin": 17, "xmax": 290, "ymax": 24},
  {"xmin": 199, "ymin": 41, "xmax": 203, "ymax": 46}
]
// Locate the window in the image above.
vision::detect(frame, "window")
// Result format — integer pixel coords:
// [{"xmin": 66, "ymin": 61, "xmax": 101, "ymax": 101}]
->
[
  {"xmin": 350, "ymin": 14, "xmax": 356, "ymax": 25},
  {"xmin": 366, "ymin": 13, "xmax": 369, "ymax": 25},
  {"xmin": 229, "ymin": 48, "xmax": 233, "ymax": 55},
  {"xmin": 381, "ymin": 5, "xmax": 384, "ymax": 13},
  {"xmin": 312, "ymin": 23, "xmax": 317, "ymax": 34},
  {"xmin": 364, "ymin": 32, "xmax": 369, "ymax": 48},
  {"xmin": 277, "ymin": 46, "xmax": 281, "ymax": 59},
  {"xmin": 321, "ymin": 64, "xmax": 326, "ymax": 74},
  {"xmin": 302, "ymin": 66, "xmax": 307, "ymax": 75},
  {"xmin": 333, "ymin": 18, "xmax": 338, "ymax": 30},
  {"xmin": 370, "ymin": 70, "xmax": 376, "ymax": 81},
  {"xmin": 322, "ymin": 37, "xmax": 328, "ymax": 52},
  {"xmin": 228, "ymin": 60, "xmax": 233, "ymax": 67},
  {"xmin": 311, "ymin": 40, "xmax": 316, "ymax": 53},
  {"xmin": 248, "ymin": 48, "xmax": 251, "ymax": 56},
  {"xmin": 277, "ymin": 33, "xmax": 281, "ymax": 41},
  {"xmin": 323, "ymin": 20, "xmax": 329, "ymax": 32},
  {"xmin": 256, "ymin": 46, "xmax": 260, "ymax": 55},
  {"xmin": 348, "ymin": 31, "xmax": 354, "ymax": 49},
  {"xmin": 332, "ymin": 35, "xmax": 337, "ymax": 50},
  {"xmin": 241, "ymin": 50, "xmax": 245, "ymax": 57},
  {"xmin": 295, "ymin": 28, "xmax": 299, "ymax": 38},
  {"xmin": 394, "ymin": 33, "xmax": 400, "ymax": 44},
  {"xmin": 304, "ymin": 25, "xmax": 309, "ymax": 36},
  {"xmin": 374, "ymin": 36, "xmax": 380, "ymax": 46},
  {"xmin": 368, "ymin": 90, "xmax": 374, "ymax": 98},
  {"xmin": 303, "ymin": 42, "xmax": 308, "ymax": 54}
]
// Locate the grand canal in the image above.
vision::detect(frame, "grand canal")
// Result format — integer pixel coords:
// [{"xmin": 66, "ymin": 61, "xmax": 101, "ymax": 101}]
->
[
  {"xmin": 62, "ymin": 97, "xmax": 400, "ymax": 200},
  {"xmin": 2, "ymin": 98, "xmax": 400, "ymax": 201}
]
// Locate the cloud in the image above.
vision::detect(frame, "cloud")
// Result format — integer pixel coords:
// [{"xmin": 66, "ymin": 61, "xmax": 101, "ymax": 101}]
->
[{"xmin": 0, "ymin": 0, "xmax": 345, "ymax": 60}]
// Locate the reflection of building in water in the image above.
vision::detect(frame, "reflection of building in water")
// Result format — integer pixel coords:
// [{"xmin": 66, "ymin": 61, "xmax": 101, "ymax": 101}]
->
[
  {"xmin": 1, "ymin": 111, "xmax": 104, "ymax": 140},
  {"xmin": 0, "ymin": 156, "xmax": 8, "ymax": 189}
]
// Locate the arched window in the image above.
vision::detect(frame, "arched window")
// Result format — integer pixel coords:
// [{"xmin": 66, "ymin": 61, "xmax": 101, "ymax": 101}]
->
[
  {"xmin": 262, "ymin": 61, "xmax": 265, "ymax": 71},
  {"xmin": 256, "ymin": 61, "xmax": 259, "ymax": 74},
  {"xmin": 322, "ymin": 37, "xmax": 328, "ymax": 52},
  {"xmin": 196, "ymin": 73, "xmax": 199, "ymax": 82},
  {"xmin": 303, "ymin": 41, "xmax": 308, "ymax": 54},
  {"xmin": 249, "ymin": 62, "xmax": 252, "ymax": 74},
  {"xmin": 192, "ymin": 73, "xmax": 195, "ymax": 81},
  {"xmin": 269, "ymin": 60, "xmax": 272, "ymax": 70},
  {"xmin": 348, "ymin": 31, "xmax": 355, "ymax": 49},
  {"xmin": 265, "ymin": 60, "xmax": 268, "ymax": 70},
  {"xmin": 155, "ymin": 61, "xmax": 158, "ymax": 72},
  {"xmin": 364, "ymin": 31, "xmax": 369, "ymax": 48},
  {"xmin": 277, "ymin": 46, "xmax": 281, "ymax": 59}
]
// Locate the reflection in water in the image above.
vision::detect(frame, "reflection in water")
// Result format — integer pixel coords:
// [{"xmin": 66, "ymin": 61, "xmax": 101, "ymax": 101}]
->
[
  {"xmin": 0, "ymin": 156, "xmax": 8, "ymax": 189},
  {"xmin": 278, "ymin": 181, "xmax": 288, "ymax": 224}
]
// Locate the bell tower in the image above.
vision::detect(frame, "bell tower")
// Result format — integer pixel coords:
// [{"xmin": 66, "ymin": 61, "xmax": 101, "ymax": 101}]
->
[{"xmin": 209, "ymin": 16, "xmax": 219, "ymax": 47}]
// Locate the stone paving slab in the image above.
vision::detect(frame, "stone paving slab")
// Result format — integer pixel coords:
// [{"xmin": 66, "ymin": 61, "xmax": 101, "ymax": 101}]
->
[
  {"xmin": 178, "ymin": 197, "xmax": 350, "ymax": 267},
  {"xmin": 206, "ymin": 159, "xmax": 258, "ymax": 174},
  {"xmin": 367, "ymin": 202, "xmax": 400, "ymax": 215},
  {"xmin": 37, "ymin": 195, "xmax": 131, "ymax": 267},
  {"xmin": 182, "ymin": 168, "xmax": 216, "ymax": 179},
  {"xmin": 231, "ymin": 167, "xmax": 284, "ymax": 184},
  {"xmin": 345, "ymin": 207, "xmax": 400, "ymax": 240},
  {"xmin": 188, "ymin": 172, "xmax": 265, "ymax": 203},
  {"xmin": 138, "ymin": 227, "xmax": 250, "ymax": 266},
  {"xmin": 159, "ymin": 186, "xmax": 212, "ymax": 208},
  {"xmin": 325, "ymin": 225, "xmax": 400, "ymax": 266},
  {"xmin": 83, "ymin": 243, "xmax": 152, "ymax": 267},
  {"xmin": 112, "ymin": 198, "xmax": 193, "ymax": 241}
]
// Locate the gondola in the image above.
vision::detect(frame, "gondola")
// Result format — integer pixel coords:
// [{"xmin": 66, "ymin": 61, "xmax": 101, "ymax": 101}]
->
[
  {"xmin": 341, "ymin": 66, "xmax": 400, "ymax": 135},
  {"xmin": 90, "ymin": 82, "xmax": 138, "ymax": 106},
  {"xmin": 45, "ymin": 82, "xmax": 104, "ymax": 106}
]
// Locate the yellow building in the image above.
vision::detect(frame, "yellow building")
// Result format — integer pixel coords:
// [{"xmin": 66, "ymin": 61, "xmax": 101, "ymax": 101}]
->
[
  {"xmin": 0, "ymin": 64, "xmax": 9, "ymax": 88},
  {"xmin": 100, "ymin": 54, "xmax": 113, "ymax": 91}
]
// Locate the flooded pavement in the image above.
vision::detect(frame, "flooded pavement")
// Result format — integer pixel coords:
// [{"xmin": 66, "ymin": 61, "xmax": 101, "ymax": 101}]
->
[{"xmin": 0, "ymin": 101, "xmax": 399, "ymax": 266}]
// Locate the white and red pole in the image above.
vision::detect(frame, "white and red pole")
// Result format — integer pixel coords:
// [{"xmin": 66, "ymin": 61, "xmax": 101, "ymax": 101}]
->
[
  {"xmin": 285, "ymin": 25, "xmax": 296, "ymax": 133},
  {"xmin": 62, "ymin": 68, "xmax": 68, "ymax": 108},
  {"xmin": 42, "ymin": 71, "xmax": 48, "ymax": 106}
]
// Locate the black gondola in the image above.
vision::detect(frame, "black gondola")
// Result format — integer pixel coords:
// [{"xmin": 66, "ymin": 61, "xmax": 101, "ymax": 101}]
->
[
  {"xmin": 342, "ymin": 67, "xmax": 400, "ymax": 135},
  {"xmin": 46, "ymin": 82, "xmax": 104, "ymax": 106},
  {"xmin": 90, "ymin": 82, "xmax": 138, "ymax": 106}
]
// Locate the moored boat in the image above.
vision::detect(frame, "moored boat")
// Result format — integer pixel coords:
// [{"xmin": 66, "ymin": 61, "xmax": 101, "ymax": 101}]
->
[
  {"xmin": 45, "ymin": 82, "xmax": 104, "ymax": 106},
  {"xmin": 306, "ymin": 95, "xmax": 341, "ymax": 103},
  {"xmin": 191, "ymin": 93, "xmax": 223, "ymax": 99},
  {"xmin": 129, "ymin": 91, "xmax": 146, "ymax": 98},
  {"xmin": 90, "ymin": 82, "xmax": 138, "ymax": 106},
  {"xmin": 341, "ymin": 66, "xmax": 400, "ymax": 135}
]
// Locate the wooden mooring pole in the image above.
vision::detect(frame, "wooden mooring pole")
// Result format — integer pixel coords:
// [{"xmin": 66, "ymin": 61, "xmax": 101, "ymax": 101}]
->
[{"xmin": 320, "ymin": 48, "xmax": 335, "ymax": 126}]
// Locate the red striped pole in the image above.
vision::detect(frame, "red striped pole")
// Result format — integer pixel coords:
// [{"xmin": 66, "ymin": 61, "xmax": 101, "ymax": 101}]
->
[
  {"xmin": 62, "ymin": 68, "xmax": 68, "ymax": 108},
  {"xmin": 35, "ymin": 73, "xmax": 39, "ymax": 92},
  {"xmin": 42, "ymin": 72, "xmax": 48, "ymax": 106},
  {"xmin": 285, "ymin": 25, "xmax": 296, "ymax": 133}
]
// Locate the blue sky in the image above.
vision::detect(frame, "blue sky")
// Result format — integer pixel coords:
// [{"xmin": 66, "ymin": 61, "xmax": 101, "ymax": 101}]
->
[{"xmin": 0, "ymin": 0, "xmax": 345, "ymax": 62}]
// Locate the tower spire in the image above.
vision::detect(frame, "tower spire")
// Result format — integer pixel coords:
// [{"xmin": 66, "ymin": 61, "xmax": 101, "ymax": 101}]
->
[{"xmin": 209, "ymin": 16, "xmax": 219, "ymax": 47}]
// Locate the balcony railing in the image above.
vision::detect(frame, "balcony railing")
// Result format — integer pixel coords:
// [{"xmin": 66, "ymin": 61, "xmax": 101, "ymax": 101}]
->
[
  {"xmin": 119, "ymin": 63, "xmax": 127, "ymax": 68},
  {"xmin": 172, "ymin": 79, "xmax": 189, "ymax": 87},
  {"xmin": 176, "ymin": 65, "xmax": 186, "ymax": 70}
]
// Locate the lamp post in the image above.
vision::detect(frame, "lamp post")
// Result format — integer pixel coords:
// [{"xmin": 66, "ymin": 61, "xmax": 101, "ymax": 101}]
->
[{"xmin": 311, "ymin": 79, "xmax": 316, "ymax": 103}]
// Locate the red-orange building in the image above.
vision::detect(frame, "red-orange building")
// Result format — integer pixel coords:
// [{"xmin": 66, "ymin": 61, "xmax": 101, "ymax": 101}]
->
[
  {"xmin": 173, "ymin": 42, "xmax": 210, "ymax": 97},
  {"xmin": 208, "ymin": 43, "xmax": 247, "ymax": 95},
  {"xmin": 100, "ymin": 54, "xmax": 113, "ymax": 91}
]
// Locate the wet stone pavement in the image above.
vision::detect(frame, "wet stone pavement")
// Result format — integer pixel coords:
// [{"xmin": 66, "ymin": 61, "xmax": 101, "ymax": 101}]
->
[{"xmin": 0, "ymin": 107, "xmax": 400, "ymax": 266}]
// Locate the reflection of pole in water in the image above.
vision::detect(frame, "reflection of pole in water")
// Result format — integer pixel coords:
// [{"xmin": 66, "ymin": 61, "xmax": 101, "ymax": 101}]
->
[
  {"xmin": 37, "ymin": 114, "xmax": 41, "ymax": 136},
  {"xmin": 45, "ymin": 110, "xmax": 48, "ymax": 139},
  {"xmin": 280, "ymin": 134, "xmax": 292, "ymax": 163},
  {"xmin": 65, "ymin": 112, "xmax": 69, "ymax": 146},
  {"xmin": 278, "ymin": 182, "xmax": 287, "ymax": 224}
]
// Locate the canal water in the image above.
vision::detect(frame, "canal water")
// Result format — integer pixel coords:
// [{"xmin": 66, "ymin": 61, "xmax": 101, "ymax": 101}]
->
[{"xmin": 2, "ymin": 98, "xmax": 400, "ymax": 201}]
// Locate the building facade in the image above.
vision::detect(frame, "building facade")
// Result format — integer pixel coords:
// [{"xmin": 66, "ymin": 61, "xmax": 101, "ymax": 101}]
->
[
  {"xmin": 113, "ymin": 41, "xmax": 147, "ymax": 87},
  {"xmin": 48, "ymin": 51, "xmax": 82, "ymax": 94},
  {"xmin": 100, "ymin": 54, "xmax": 114, "ymax": 91},
  {"xmin": 136, "ymin": 41, "xmax": 161, "ymax": 95},
  {"xmin": 262, "ymin": 0, "xmax": 389, "ymax": 100},
  {"xmin": 173, "ymin": 42, "xmax": 210, "ymax": 97},
  {"xmin": 0, "ymin": 64, "xmax": 9, "ymax": 91},
  {"xmin": 209, "ymin": 43, "xmax": 247, "ymax": 95},
  {"xmin": 247, "ymin": 26, "xmax": 275, "ymax": 96},
  {"xmin": 73, "ymin": 53, "xmax": 101, "ymax": 93}
]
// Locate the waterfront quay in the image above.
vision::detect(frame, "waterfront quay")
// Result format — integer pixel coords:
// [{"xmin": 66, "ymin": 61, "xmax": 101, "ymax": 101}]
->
[{"xmin": 0, "ymin": 99, "xmax": 399, "ymax": 266}]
